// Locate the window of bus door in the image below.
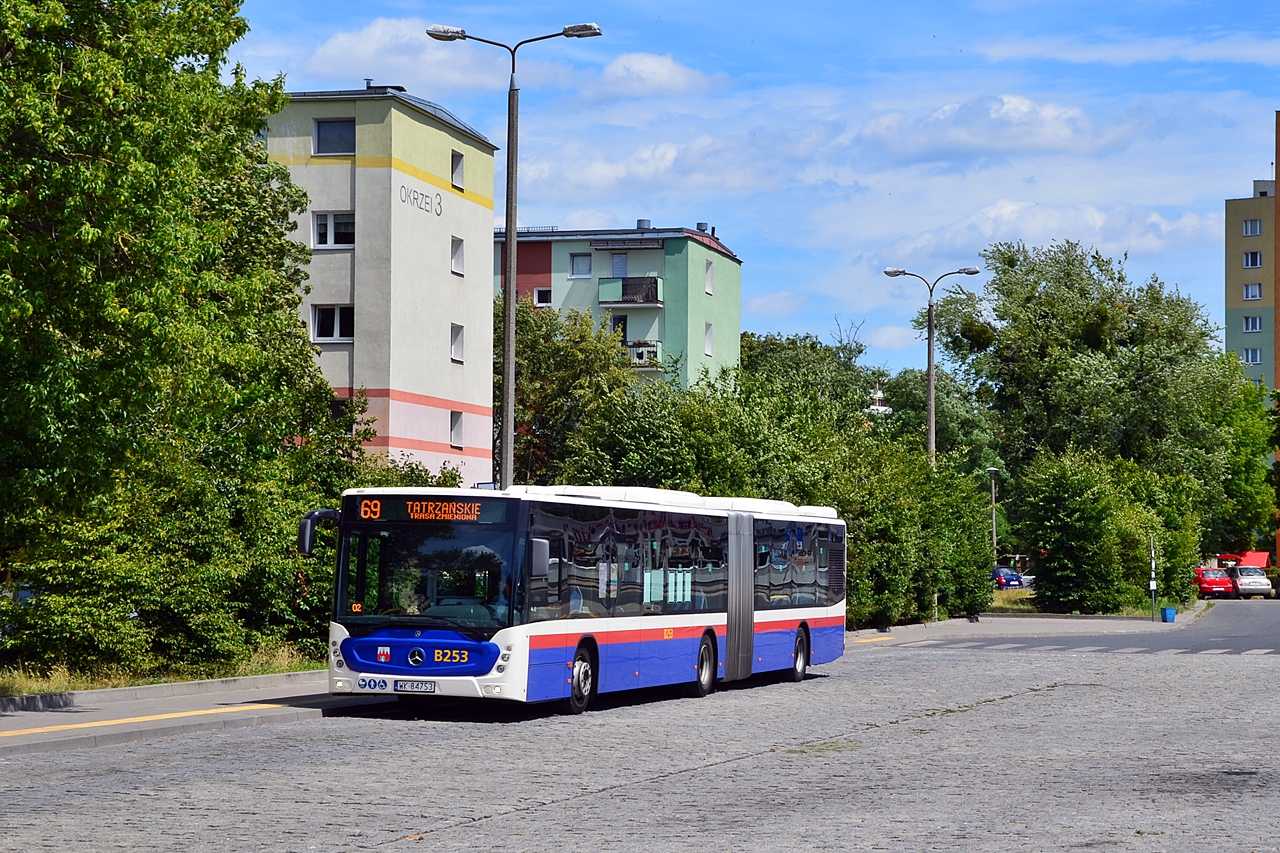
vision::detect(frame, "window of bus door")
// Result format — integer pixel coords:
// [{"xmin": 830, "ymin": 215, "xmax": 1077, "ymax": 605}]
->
[
  {"xmin": 336, "ymin": 523, "xmax": 517, "ymax": 629},
  {"xmin": 755, "ymin": 519, "xmax": 796, "ymax": 607},
  {"xmin": 793, "ymin": 524, "xmax": 820, "ymax": 606}
]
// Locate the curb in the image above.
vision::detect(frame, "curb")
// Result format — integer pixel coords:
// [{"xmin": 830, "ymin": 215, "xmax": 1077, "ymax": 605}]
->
[{"xmin": 0, "ymin": 668, "xmax": 329, "ymax": 713}]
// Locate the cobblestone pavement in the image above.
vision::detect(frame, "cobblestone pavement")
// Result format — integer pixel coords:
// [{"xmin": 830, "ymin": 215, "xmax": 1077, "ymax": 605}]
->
[{"xmin": 2, "ymin": 641, "xmax": 1278, "ymax": 852}]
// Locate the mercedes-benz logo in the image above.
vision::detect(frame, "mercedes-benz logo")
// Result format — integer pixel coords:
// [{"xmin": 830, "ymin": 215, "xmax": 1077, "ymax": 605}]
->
[{"xmin": 407, "ymin": 648, "xmax": 425, "ymax": 667}]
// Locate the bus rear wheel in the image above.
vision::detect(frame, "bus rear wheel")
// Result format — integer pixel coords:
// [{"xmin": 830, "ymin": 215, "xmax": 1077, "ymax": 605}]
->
[
  {"xmin": 684, "ymin": 634, "xmax": 716, "ymax": 698},
  {"xmin": 562, "ymin": 644, "xmax": 595, "ymax": 715},
  {"xmin": 785, "ymin": 630, "xmax": 808, "ymax": 683}
]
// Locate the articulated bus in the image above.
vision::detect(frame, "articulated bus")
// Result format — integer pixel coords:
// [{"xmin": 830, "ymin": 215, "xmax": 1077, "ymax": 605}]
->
[{"xmin": 297, "ymin": 486, "xmax": 847, "ymax": 713}]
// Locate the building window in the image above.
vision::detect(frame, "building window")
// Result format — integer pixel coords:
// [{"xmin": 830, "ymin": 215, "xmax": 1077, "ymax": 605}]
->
[
  {"xmin": 314, "ymin": 212, "xmax": 354, "ymax": 247},
  {"xmin": 1244, "ymin": 251, "xmax": 1263, "ymax": 268},
  {"xmin": 450, "ymin": 324, "xmax": 464, "ymax": 362},
  {"xmin": 1244, "ymin": 283, "xmax": 1263, "ymax": 300},
  {"xmin": 704, "ymin": 322, "xmax": 713, "ymax": 357},
  {"xmin": 1244, "ymin": 316, "xmax": 1263, "ymax": 333},
  {"xmin": 1244, "ymin": 219, "xmax": 1263, "ymax": 237},
  {"xmin": 534, "ymin": 288, "xmax": 552, "ymax": 307},
  {"xmin": 611, "ymin": 252, "xmax": 628, "ymax": 278},
  {"xmin": 313, "ymin": 305, "xmax": 354, "ymax": 342},
  {"xmin": 451, "ymin": 236, "xmax": 464, "ymax": 275},
  {"xmin": 569, "ymin": 254, "xmax": 592, "ymax": 278},
  {"xmin": 451, "ymin": 150, "xmax": 464, "ymax": 189},
  {"xmin": 1242, "ymin": 348, "xmax": 1262, "ymax": 365},
  {"xmin": 704, "ymin": 259, "xmax": 714, "ymax": 295},
  {"xmin": 315, "ymin": 119, "xmax": 355, "ymax": 155},
  {"xmin": 611, "ymin": 314, "xmax": 628, "ymax": 343},
  {"xmin": 450, "ymin": 411, "xmax": 464, "ymax": 449}
]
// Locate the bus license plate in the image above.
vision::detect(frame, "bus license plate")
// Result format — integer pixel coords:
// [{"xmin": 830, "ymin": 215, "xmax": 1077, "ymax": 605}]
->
[{"xmin": 394, "ymin": 680, "xmax": 436, "ymax": 694}]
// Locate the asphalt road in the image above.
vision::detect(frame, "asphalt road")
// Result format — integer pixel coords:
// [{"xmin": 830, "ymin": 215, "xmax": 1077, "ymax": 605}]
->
[
  {"xmin": 897, "ymin": 598, "xmax": 1280, "ymax": 656},
  {"xmin": 2, "ymin": 603, "xmax": 1279, "ymax": 852}
]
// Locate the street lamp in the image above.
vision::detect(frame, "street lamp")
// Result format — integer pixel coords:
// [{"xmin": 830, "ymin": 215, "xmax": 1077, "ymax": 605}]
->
[
  {"xmin": 428, "ymin": 22, "xmax": 603, "ymax": 490},
  {"xmin": 883, "ymin": 265, "xmax": 980, "ymax": 467},
  {"xmin": 986, "ymin": 466, "xmax": 999, "ymax": 566}
]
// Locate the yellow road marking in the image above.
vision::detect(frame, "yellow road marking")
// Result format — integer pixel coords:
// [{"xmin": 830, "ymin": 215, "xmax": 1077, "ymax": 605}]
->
[
  {"xmin": 853, "ymin": 636, "xmax": 895, "ymax": 643},
  {"xmin": 0, "ymin": 703, "xmax": 287, "ymax": 738}
]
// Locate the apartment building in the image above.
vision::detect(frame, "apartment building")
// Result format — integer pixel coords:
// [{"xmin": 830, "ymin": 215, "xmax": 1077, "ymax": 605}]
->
[
  {"xmin": 266, "ymin": 83, "xmax": 497, "ymax": 484},
  {"xmin": 493, "ymin": 220, "xmax": 743, "ymax": 386},
  {"xmin": 1225, "ymin": 178, "xmax": 1276, "ymax": 388}
]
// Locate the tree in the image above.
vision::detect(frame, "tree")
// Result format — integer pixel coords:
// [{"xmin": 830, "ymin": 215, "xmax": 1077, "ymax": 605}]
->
[
  {"xmin": 0, "ymin": 3, "xmax": 454, "ymax": 674},
  {"xmin": 494, "ymin": 297, "xmax": 635, "ymax": 485},
  {"xmin": 929, "ymin": 241, "xmax": 1273, "ymax": 556},
  {"xmin": 0, "ymin": 1, "xmax": 297, "ymax": 554}
]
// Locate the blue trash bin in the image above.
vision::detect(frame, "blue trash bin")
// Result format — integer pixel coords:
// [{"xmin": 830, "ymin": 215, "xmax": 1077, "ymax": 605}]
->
[{"xmin": 1161, "ymin": 607, "xmax": 1176, "ymax": 623}]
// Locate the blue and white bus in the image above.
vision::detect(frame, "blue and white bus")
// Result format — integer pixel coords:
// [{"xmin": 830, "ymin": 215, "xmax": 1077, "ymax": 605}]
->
[{"xmin": 297, "ymin": 486, "xmax": 846, "ymax": 713}]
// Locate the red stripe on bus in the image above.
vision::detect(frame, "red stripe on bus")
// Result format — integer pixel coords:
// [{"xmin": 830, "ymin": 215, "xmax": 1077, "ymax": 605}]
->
[{"xmin": 529, "ymin": 624, "xmax": 728, "ymax": 650}]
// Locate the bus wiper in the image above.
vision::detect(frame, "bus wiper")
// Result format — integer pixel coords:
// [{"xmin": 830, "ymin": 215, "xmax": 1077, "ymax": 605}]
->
[{"xmin": 413, "ymin": 613, "xmax": 491, "ymax": 642}]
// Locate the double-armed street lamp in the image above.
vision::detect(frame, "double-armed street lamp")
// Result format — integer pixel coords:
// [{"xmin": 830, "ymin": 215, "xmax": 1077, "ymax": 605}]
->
[
  {"xmin": 882, "ymin": 265, "xmax": 980, "ymax": 467},
  {"xmin": 427, "ymin": 21, "xmax": 603, "ymax": 490}
]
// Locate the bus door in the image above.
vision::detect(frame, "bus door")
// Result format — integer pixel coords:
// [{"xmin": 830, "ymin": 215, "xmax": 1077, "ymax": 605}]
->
[{"xmin": 724, "ymin": 512, "xmax": 754, "ymax": 681}]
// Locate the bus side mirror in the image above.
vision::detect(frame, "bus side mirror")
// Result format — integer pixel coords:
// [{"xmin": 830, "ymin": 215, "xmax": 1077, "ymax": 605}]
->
[
  {"xmin": 297, "ymin": 508, "xmax": 340, "ymax": 557},
  {"xmin": 531, "ymin": 538, "xmax": 550, "ymax": 578}
]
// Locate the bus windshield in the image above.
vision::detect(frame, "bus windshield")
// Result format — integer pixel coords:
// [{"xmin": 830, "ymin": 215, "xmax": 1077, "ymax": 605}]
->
[{"xmin": 336, "ymin": 522, "xmax": 517, "ymax": 633}]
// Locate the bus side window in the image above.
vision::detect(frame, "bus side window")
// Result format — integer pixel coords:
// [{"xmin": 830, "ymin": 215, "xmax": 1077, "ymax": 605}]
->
[
  {"xmin": 528, "ymin": 536, "xmax": 568, "ymax": 623},
  {"xmin": 815, "ymin": 528, "xmax": 829, "ymax": 607},
  {"xmin": 794, "ymin": 524, "xmax": 818, "ymax": 606},
  {"xmin": 754, "ymin": 540, "xmax": 771, "ymax": 610},
  {"xmin": 614, "ymin": 539, "xmax": 643, "ymax": 615}
]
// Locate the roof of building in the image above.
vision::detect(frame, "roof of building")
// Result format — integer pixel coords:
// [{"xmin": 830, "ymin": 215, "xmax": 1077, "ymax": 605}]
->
[
  {"xmin": 287, "ymin": 85, "xmax": 496, "ymax": 151},
  {"xmin": 493, "ymin": 224, "xmax": 740, "ymax": 261}
]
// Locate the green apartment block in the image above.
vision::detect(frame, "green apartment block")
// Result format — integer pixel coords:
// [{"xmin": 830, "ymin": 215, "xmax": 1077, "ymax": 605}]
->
[
  {"xmin": 494, "ymin": 220, "xmax": 743, "ymax": 386},
  {"xmin": 1224, "ymin": 179, "xmax": 1276, "ymax": 388}
]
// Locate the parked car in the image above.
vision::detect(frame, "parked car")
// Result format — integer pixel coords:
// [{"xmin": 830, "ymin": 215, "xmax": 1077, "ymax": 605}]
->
[
  {"xmin": 991, "ymin": 567, "xmax": 1024, "ymax": 589},
  {"xmin": 1226, "ymin": 565, "xmax": 1274, "ymax": 599},
  {"xmin": 1194, "ymin": 566, "xmax": 1233, "ymax": 598}
]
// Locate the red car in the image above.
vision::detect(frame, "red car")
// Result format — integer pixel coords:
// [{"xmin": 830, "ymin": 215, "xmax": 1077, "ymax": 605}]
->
[{"xmin": 1195, "ymin": 566, "xmax": 1233, "ymax": 598}]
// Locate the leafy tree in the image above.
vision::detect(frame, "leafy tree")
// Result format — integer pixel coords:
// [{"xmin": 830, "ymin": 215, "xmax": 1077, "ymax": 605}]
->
[
  {"xmin": 0, "ymin": 2, "xmax": 296, "ymax": 553},
  {"xmin": 0, "ymin": 3, "xmax": 466, "ymax": 674},
  {"xmin": 1018, "ymin": 449, "xmax": 1197, "ymax": 614},
  {"xmin": 879, "ymin": 367, "xmax": 1001, "ymax": 475},
  {"xmin": 495, "ymin": 297, "xmax": 636, "ymax": 485},
  {"xmin": 930, "ymin": 241, "xmax": 1273, "ymax": 556}
]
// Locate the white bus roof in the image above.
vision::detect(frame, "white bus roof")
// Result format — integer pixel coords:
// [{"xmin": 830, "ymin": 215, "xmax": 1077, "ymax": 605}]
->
[{"xmin": 342, "ymin": 485, "xmax": 841, "ymax": 520}]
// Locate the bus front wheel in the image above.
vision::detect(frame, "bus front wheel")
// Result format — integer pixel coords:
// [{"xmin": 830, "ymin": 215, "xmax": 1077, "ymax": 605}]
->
[{"xmin": 563, "ymin": 644, "xmax": 596, "ymax": 715}]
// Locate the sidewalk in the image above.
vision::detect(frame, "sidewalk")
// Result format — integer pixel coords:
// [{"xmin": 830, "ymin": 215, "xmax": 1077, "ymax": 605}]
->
[{"xmin": 848, "ymin": 599, "xmax": 1212, "ymax": 643}]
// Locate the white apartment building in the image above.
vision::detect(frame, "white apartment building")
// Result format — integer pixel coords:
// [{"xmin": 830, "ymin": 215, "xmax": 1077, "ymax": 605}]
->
[{"xmin": 266, "ymin": 83, "xmax": 497, "ymax": 484}]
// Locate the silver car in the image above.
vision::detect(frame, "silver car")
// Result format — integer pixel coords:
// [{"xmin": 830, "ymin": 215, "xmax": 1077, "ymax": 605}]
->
[{"xmin": 1227, "ymin": 566, "xmax": 1274, "ymax": 599}]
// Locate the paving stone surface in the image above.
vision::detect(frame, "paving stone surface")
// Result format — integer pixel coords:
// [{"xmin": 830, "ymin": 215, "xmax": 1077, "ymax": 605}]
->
[{"xmin": 1, "ymin": 642, "xmax": 1277, "ymax": 852}]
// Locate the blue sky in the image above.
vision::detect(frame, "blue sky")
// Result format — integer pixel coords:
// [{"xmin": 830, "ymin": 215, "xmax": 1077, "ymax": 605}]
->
[{"xmin": 231, "ymin": 0, "xmax": 1280, "ymax": 373}]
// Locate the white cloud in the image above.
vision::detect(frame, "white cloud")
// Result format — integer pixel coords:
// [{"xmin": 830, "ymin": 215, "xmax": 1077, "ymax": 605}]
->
[
  {"xmin": 584, "ymin": 53, "xmax": 721, "ymax": 100},
  {"xmin": 865, "ymin": 325, "xmax": 921, "ymax": 349},
  {"xmin": 980, "ymin": 33, "xmax": 1280, "ymax": 67},
  {"xmin": 877, "ymin": 198, "xmax": 1222, "ymax": 262},
  {"xmin": 858, "ymin": 94, "xmax": 1142, "ymax": 162},
  {"xmin": 558, "ymin": 209, "xmax": 620, "ymax": 230},
  {"xmin": 745, "ymin": 291, "xmax": 810, "ymax": 317},
  {"xmin": 301, "ymin": 17, "xmax": 574, "ymax": 93}
]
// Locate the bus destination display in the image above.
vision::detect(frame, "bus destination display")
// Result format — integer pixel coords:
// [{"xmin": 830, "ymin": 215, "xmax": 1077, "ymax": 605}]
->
[{"xmin": 344, "ymin": 495, "xmax": 509, "ymax": 524}]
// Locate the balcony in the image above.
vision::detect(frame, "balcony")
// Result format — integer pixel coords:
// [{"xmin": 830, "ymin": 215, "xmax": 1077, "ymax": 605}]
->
[
  {"xmin": 599, "ymin": 276, "xmax": 664, "ymax": 306},
  {"xmin": 626, "ymin": 340, "xmax": 664, "ymax": 370}
]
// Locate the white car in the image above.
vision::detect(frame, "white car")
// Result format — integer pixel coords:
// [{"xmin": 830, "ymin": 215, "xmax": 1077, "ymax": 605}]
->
[{"xmin": 1227, "ymin": 566, "xmax": 1273, "ymax": 599}]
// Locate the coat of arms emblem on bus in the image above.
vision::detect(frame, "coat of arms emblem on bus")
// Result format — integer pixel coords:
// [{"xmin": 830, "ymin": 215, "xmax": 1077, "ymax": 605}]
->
[{"xmin": 376, "ymin": 646, "xmax": 391, "ymax": 662}]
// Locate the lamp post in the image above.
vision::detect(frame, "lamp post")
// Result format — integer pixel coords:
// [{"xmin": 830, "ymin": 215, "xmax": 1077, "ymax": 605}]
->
[
  {"xmin": 986, "ymin": 466, "xmax": 999, "ymax": 566},
  {"xmin": 428, "ymin": 22, "xmax": 603, "ymax": 490},
  {"xmin": 882, "ymin": 265, "xmax": 980, "ymax": 467}
]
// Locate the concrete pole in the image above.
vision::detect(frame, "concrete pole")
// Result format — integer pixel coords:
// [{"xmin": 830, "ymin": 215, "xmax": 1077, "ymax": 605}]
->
[{"xmin": 500, "ymin": 74, "xmax": 519, "ymax": 490}]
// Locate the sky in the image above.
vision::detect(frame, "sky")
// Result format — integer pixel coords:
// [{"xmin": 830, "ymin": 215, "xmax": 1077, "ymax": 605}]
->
[{"xmin": 231, "ymin": 0, "xmax": 1280, "ymax": 374}]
